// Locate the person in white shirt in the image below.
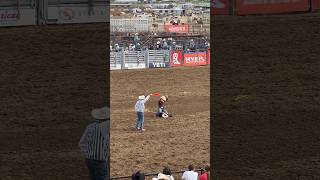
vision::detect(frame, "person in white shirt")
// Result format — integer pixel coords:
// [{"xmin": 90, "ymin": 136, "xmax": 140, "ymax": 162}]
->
[
  {"xmin": 182, "ymin": 165, "xmax": 198, "ymax": 180},
  {"xmin": 135, "ymin": 94, "xmax": 152, "ymax": 131}
]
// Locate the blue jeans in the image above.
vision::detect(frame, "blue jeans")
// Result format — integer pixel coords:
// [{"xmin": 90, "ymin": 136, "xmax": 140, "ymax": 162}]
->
[
  {"xmin": 85, "ymin": 159, "xmax": 108, "ymax": 180},
  {"xmin": 136, "ymin": 112, "xmax": 144, "ymax": 129},
  {"xmin": 156, "ymin": 107, "xmax": 168, "ymax": 117}
]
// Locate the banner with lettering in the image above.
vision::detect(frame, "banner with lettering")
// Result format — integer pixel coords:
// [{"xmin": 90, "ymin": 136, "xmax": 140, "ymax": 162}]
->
[
  {"xmin": 164, "ymin": 25, "xmax": 189, "ymax": 33},
  {"xmin": 183, "ymin": 52, "xmax": 207, "ymax": 66},
  {"xmin": 170, "ymin": 51, "xmax": 183, "ymax": 67}
]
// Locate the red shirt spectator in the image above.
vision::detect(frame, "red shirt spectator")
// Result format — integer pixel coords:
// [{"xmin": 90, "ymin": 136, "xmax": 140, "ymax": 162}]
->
[
  {"xmin": 199, "ymin": 165, "xmax": 210, "ymax": 180},
  {"xmin": 199, "ymin": 172, "xmax": 208, "ymax": 180}
]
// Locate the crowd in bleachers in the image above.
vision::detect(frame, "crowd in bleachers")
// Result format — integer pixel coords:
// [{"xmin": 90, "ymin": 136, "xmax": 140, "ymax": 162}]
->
[{"xmin": 110, "ymin": 33, "xmax": 210, "ymax": 52}]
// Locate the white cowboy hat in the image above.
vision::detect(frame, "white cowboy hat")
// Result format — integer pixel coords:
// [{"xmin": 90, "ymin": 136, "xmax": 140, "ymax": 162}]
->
[
  {"xmin": 91, "ymin": 106, "xmax": 109, "ymax": 120},
  {"xmin": 160, "ymin": 96, "xmax": 167, "ymax": 101},
  {"xmin": 138, "ymin": 95, "xmax": 145, "ymax": 100}
]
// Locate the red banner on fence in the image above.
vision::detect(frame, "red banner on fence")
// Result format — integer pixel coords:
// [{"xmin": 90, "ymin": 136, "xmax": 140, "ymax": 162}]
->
[
  {"xmin": 212, "ymin": 0, "xmax": 229, "ymax": 15},
  {"xmin": 236, "ymin": 0, "xmax": 309, "ymax": 15},
  {"xmin": 164, "ymin": 25, "xmax": 189, "ymax": 33},
  {"xmin": 170, "ymin": 51, "xmax": 183, "ymax": 67},
  {"xmin": 312, "ymin": 0, "xmax": 320, "ymax": 11},
  {"xmin": 183, "ymin": 52, "xmax": 207, "ymax": 66},
  {"xmin": 207, "ymin": 49, "xmax": 211, "ymax": 65}
]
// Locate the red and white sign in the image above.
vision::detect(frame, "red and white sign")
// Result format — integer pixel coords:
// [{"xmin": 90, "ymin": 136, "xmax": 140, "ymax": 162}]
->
[
  {"xmin": 236, "ymin": 0, "xmax": 309, "ymax": 15},
  {"xmin": 170, "ymin": 51, "xmax": 183, "ymax": 67},
  {"xmin": 183, "ymin": 52, "xmax": 207, "ymax": 66},
  {"xmin": 207, "ymin": 49, "xmax": 211, "ymax": 65},
  {"xmin": 312, "ymin": 0, "xmax": 320, "ymax": 11},
  {"xmin": 212, "ymin": 0, "xmax": 229, "ymax": 15},
  {"xmin": 164, "ymin": 25, "xmax": 189, "ymax": 33}
]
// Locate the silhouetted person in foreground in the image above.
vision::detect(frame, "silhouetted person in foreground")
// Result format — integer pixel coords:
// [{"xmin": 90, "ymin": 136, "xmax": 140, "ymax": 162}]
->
[{"xmin": 79, "ymin": 107, "xmax": 109, "ymax": 180}]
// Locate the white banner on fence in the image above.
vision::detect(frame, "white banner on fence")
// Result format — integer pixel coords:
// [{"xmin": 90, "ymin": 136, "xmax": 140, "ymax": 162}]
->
[
  {"xmin": 110, "ymin": 64, "xmax": 122, "ymax": 70},
  {"xmin": 0, "ymin": 8, "xmax": 36, "ymax": 27},
  {"xmin": 46, "ymin": 5, "xmax": 108, "ymax": 24},
  {"xmin": 124, "ymin": 63, "xmax": 146, "ymax": 69}
]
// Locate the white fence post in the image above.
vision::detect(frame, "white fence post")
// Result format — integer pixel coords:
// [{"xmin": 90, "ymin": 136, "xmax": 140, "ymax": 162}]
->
[
  {"xmin": 145, "ymin": 49, "xmax": 149, "ymax": 68},
  {"xmin": 121, "ymin": 48, "xmax": 125, "ymax": 70}
]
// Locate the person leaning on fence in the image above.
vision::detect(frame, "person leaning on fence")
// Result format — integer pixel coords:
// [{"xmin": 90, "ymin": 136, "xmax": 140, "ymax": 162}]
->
[
  {"xmin": 199, "ymin": 164, "xmax": 210, "ymax": 180},
  {"xmin": 162, "ymin": 166, "xmax": 174, "ymax": 180},
  {"xmin": 132, "ymin": 171, "xmax": 146, "ymax": 180},
  {"xmin": 79, "ymin": 107, "xmax": 109, "ymax": 180},
  {"xmin": 182, "ymin": 165, "xmax": 198, "ymax": 180},
  {"xmin": 135, "ymin": 94, "xmax": 152, "ymax": 131}
]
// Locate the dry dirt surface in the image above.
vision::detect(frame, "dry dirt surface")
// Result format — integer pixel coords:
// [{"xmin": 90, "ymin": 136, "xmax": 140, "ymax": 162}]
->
[
  {"xmin": 110, "ymin": 66, "xmax": 210, "ymax": 178},
  {"xmin": 0, "ymin": 24, "xmax": 108, "ymax": 179},
  {"xmin": 212, "ymin": 13, "xmax": 320, "ymax": 179}
]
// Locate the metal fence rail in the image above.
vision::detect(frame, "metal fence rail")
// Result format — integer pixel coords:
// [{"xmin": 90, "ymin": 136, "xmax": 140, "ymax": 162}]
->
[
  {"xmin": 110, "ymin": 49, "xmax": 210, "ymax": 70},
  {"xmin": 110, "ymin": 50, "xmax": 170, "ymax": 70}
]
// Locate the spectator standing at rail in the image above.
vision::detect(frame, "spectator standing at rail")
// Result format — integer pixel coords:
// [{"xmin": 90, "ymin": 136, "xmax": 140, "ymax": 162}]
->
[
  {"xmin": 79, "ymin": 107, "xmax": 109, "ymax": 180},
  {"xmin": 135, "ymin": 43, "xmax": 141, "ymax": 51},
  {"xmin": 163, "ymin": 40, "xmax": 169, "ymax": 50},
  {"xmin": 156, "ymin": 41, "xmax": 161, "ymax": 50},
  {"xmin": 132, "ymin": 171, "xmax": 146, "ymax": 180},
  {"xmin": 135, "ymin": 94, "xmax": 152, "ymax": 131},
  {"xmin": 162, "ymin": 166, "xmax": 174, "ymax": 180},
  {"xmin": 115, "ymin": 43, "xmax": 121, "ymax": 52},
  {"xmin": 199, "ymin": 164, "xmax": 210, "ymax": 180},
  {"xmin": 182, "ymin": 165, "xmax": 198, "ymax": 180},
  {"xmin": 134, "ymin": 33, "xmax": 140, "ymax": 46}
]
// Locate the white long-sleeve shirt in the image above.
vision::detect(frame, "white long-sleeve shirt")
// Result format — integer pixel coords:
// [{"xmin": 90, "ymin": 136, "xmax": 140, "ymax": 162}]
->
[
  {"xmin": 79, "ymin": 120, "xmax": 109, "ymax": 161},
  {"xmin": 135, "ymin": 95, "xmax": 150, "ymax": 112}
]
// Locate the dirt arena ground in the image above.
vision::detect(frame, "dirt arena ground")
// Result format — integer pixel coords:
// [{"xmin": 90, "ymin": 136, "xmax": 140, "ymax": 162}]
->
[
  {"xmin": 212, "ymin": 13, "xmax": 320, "ymax": 179},
  {"xmin": 0, "ymin": 24, "xmax": 108, "ymax": 179},
  {"xmin": 110, "ymin": 66, "xmax": 210, "ymax": 178},
  {"xmin": 2, "ymin": 12, "xmax": 320, "ymax": 180}
]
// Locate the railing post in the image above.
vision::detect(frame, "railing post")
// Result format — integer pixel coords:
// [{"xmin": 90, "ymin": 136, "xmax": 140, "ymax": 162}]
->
[
  {"xmin": 145, "ymin": 49, "xmax": 149, "ymax": 68},
  {"xmin": 121, "ymin": 48, "xmax": 125, "ymax": 70}
]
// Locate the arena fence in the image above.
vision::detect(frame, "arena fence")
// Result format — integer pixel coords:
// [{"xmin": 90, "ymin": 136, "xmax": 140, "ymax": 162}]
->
[
  {"xmin": 0, "ymin": 0, "xmax": 108, "ymax": 27},
  {"xmin": 212, "ymin": 0, "xmax": 320, "ymax": 15},
  {"xmin": 110, "ymin": 49, "xmax": 210, "ymax": 70},
  {"xmin": 110, "ymin": 169, "xmax": 203, "ymax": 180}
]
